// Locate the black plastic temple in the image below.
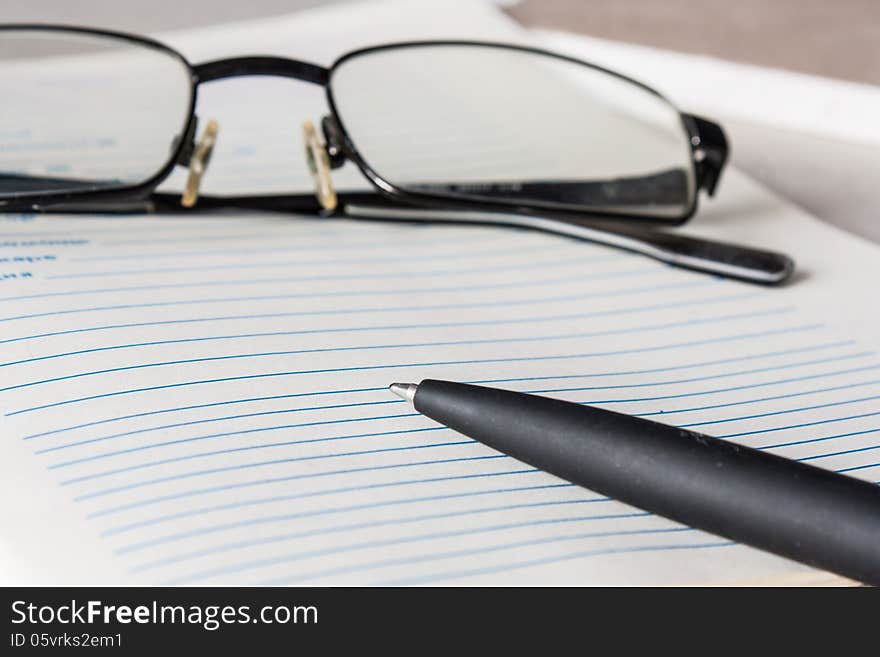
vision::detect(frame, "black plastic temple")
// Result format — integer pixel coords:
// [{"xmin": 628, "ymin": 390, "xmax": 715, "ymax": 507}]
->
[
  {"xmin": 0, "ymin": 172, "xmax": 121, "ymax": 194},
  {"xmin": 150, "ymin": 168, "xmax": 689, "ymax": 216},
  {"xmin": 408, "ymin": 169, "xmax": 690, "ymax": 210},
  {"xmin": 149, "ymin": 191, "xmax": 389, "ymax": 214}
]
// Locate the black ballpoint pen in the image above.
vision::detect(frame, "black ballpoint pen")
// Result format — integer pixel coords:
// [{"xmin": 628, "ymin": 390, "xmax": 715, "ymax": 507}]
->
[{"xmin": 389, "ymin": 379, "xmax": 880, "ymax": 585}]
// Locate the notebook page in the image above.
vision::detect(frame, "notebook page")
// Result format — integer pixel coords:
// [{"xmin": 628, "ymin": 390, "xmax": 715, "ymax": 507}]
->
[
  {"xmin": 2, "ymin": 165, "xmax": 880, "ymax": 585},
  {"xmin": 1, "ymin": 1, "xmax": 879, "ymax": 586}
]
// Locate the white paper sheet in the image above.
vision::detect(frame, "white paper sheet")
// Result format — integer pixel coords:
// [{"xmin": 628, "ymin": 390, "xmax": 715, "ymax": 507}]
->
[{"xmin": 0, "ymin": 0, "xmax": 878, "ymax": 585}]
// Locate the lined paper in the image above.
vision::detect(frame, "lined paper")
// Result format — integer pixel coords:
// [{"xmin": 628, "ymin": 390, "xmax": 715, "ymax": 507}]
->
[
  {"xmin": 1, "ymin": 0, "xmax": 879, "ymax": 585},
  {"xmin": 1, "ymin": 178, "xmax": 880, "ymax": 586}
]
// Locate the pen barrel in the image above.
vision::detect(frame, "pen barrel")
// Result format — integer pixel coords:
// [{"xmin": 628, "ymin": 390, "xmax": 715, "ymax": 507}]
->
[{"xmin": 414, "ymin": 380, "xmax": 880, "ymax": 585}]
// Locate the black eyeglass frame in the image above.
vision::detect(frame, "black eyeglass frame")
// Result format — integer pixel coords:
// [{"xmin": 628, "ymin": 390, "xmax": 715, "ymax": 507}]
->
[
  {"xmin": 0, "ymin": 24, "xmax": 728, "ymax": 228},
  {"xmin": 1, "ymin": 25, "xmax": 796, "ymax": 287}
]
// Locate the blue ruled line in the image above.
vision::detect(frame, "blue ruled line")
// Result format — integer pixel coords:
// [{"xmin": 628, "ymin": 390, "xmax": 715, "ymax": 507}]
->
[
  {"xmin": 722, "ymin": 410, "xmax": 880, "ymax": 439},
  {"xmin": 838, "ymin": 461, "xmax": 880, "ymax": 473},
  {"xmin": 637, "ymin": 374, "xmax": 880, "ymax": 418},
  {"xmin": 0, "ymin": 265, "xmax": 593, "ymax": 313},
  {"xmin": 26, "ymin": 387, "xmax": 390, "ymax": 439},
  {"xmin": 41, "ymin": 358, "xmax": 880, "ymax": 470},
  {"xmin": 72, "ymin": 436, "xmax": 475, "ymax": 500},
  {"xmin": 132, "ymin": 486, "xmax": 578, "ymax": 574},
  {"xmin": 798, "ymin": 444, "xmax": 880, "ymax": 462},
  {"xmin": 0, "ymin": 297, "xmax": 769, "ymax": 394},
  {"xmin": 94, "ymin": 466, "xmax": 543, "ymax": 521},
  {"xmin": 0, "ymin": 252, "xmax": 632, "ymax": 325},
  {"xmin": 86, "ymin": 454, "xmax": 512, "ymax": 516},
  {"xmin": 71, "ymin": 230, "xmax": 506, "ymax": 262},
  {"xmin": 26, "ymin": 340, "xmax": 852, "ymax": 441},
  {"xmin": 565, "ymin": 364, "xmax": 880, "ymax": 407},
  {"xmin": 49, "ymin": 412, "xmax": 423, "ymax": 470},
  {"xmin": 7, "ymin": 319, "xmax": 817, "ymax": 417},
  {"xmin": 60, "ymin": 428, "xmax": 453, "ymax": 485},
  {"xmin": 762, "ymin": 427, "xmax": 880, "ymax": 450},
  {"xmin": 35, "ymin": 399, "xmax": 404, "ymax": 452},
  {"xmin": 376, "ymin": 540, "xmax": 733, "ymax": 586},
  {"xmin": 37, "ymin": 313, "xmax": 845, "ymax": 456},
  {"xmin": 166, "ymin": 513, "xmax": 661, "ymax": 584},
  {"xmin": 43, "ymin": 241, "xmax": 573, "ymax": 280},
  {"xmin": 531, "ymin": 353, "xmax": 874, "ymax": 399},
  {"xmin": 69, "ymin": 392, "xmax": 879, "ymax": 507},
  {"xmin": 48, "ymin": 369, "xmax": 880, "ymax": 484},
  {"xmin": 0, "ymin": 283, "xmax": 727, "ymax": 370},
  {"xmin": 269, "ymin": 533, "xmax": 728, "ymax": 585},
  {"xmin": 44, "ymin": 239, "xmax": 596, "ymax": 285},
  {"xmin": 680, "ymin": 391, "xmax": 880, "ymax": 428},
  {"xmin": 0, "ymin": 272, "xmax": 690, "ymax": 347},
  {"xmin": 108, "ymin": 481, "xmax": 589, "ymax": 538},
  {"xmin": 115, "ymin": 494, "xmax": 606, "ymax": 555}
]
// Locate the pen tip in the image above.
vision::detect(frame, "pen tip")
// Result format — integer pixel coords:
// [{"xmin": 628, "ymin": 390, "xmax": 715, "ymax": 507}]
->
[{"xmin": 389, "ymin": 382, "xmax": 418, "ymax": 403}]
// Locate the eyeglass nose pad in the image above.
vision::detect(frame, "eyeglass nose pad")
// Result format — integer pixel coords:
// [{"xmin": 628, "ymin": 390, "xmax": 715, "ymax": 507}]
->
[
  {"xmin": 302, "ymin": 119, "xmax": 337, "ymax": 211},
  {"xmin": 181, "ymin": 119, "xmax": 219, "ymax": 208}
]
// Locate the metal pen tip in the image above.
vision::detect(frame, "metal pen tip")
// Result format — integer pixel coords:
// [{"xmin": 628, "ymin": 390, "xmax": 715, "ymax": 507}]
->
[{"xmin": 389, "ymin": 382, "xmax": 418, "ymax": 403}]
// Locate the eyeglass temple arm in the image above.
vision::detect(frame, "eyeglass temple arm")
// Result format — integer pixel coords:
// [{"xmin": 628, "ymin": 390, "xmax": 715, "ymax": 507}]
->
[
  {"xmin": 47, "ymin": 106, "xmax": 775, "ymax": 283},
  {"xmin": 145, "ymin": 190, "xmax": 792, "ymax": 286},
  {"xmin": 337, "ymin": 204, "xmax": 793, "ymax": 286}
]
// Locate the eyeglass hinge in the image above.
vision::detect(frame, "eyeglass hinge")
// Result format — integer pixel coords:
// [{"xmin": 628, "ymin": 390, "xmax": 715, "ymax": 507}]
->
[
  {"xmin": 174, "ymin": 116, "xmax": 199, "ymax": 166},
  {"xmin": 321, "ymin": 115, "xmax": 348, "ymax": 169}
]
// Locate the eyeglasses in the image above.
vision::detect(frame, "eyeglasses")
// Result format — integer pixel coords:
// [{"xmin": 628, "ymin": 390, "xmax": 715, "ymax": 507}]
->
[{"xmin": 0, "ymin": 25, "xmax": 793, "ymax": 284}]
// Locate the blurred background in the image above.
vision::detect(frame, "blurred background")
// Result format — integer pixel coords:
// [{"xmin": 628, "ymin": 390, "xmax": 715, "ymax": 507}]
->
[
  {"xmin": 3, "ymin": 0, "xmax": 877, "ymax": 240},
  {"xmin": 4, "ymin": 0, "xmax": 877, "ymax": 84}
]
